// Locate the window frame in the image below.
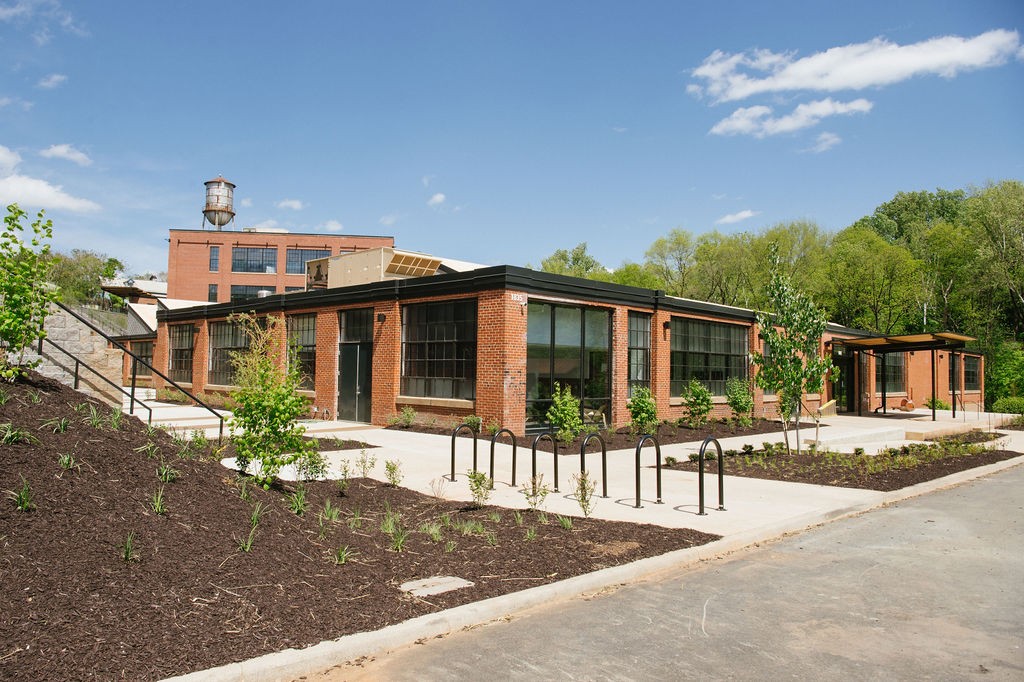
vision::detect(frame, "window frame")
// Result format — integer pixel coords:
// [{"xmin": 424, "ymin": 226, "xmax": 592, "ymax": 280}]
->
[
  {"xmin": 207, "ymin": 320, "xmax": 251, "ymax": 386},
  {"xmin": 963, "ymin": 355, "xmax": 980, "ymax": 391},
  {"xmin": 168, "ymin": 324, "xmax": 194, "ymax": 384},
  {"xmin": 874, "ymin": 352, "xmax": 906, "ymax": 394},
  {"xmin": 287, "ymin": 313, "xmax": 317, "ymax": 391},
  {"xmin": 627, "ymin": 311, "xmax": 651, "ymax": 396},
  {"xmin": 209, "ymin": 245, "xmax": 219, "ymax": 272},
  {"xmin": 400, "ymin": 299, "xmax": 477, "ymax": 400},
  {"xmin": 669, "ymin": 317, "xmax": 749, "ymax": 397},
  {"xmin": 286, "ymin": 248, "xmax": 332, "ymax": 275},
  {"xmin": 231, "ymin": 246, "xmax": 278, "ymax": 274}
]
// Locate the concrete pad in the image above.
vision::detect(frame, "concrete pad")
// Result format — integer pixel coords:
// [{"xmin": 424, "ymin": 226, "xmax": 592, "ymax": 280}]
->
[{"xmin": 400, "ymin": 576, "xmax": 475, "ymax": 597}]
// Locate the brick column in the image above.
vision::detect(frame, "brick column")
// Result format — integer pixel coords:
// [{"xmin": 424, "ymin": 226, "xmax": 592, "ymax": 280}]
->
[
  {"xmin": 370, "ymin": 301, "xmax": 401, "ymax": 425},
  {"xmin": 476, "ymin": 290, "xmax": 528, "ymax": 434},
  {"xmin": 314, "ymin": 310, "xmax": 339, "ymax": 416},
  {"xmin": 609, "ymin": 308, "xmax": 630, "ymax": 429},
  {"xmin": 651, "ymin": 309, "xmax": 673, "ymax": 421}
]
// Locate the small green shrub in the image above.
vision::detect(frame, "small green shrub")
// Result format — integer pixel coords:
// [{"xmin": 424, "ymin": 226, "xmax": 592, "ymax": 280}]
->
[
  {"xmin": 57, "ymin": 452, "xmax": 77, "ymax": 471},
  {"xmin": 1, "ymin": 423, "xmax": 37, "ymax": 445},
  {"xmin": 236, "ymin": 527, "xmax": 257, "ymax": 553},
  {"xmin": 287, "ymin": 485, "xmax": 307, "ymax": 516},
  {"xmin": 107, "ymin": 407, "xmax": 123, "ymax": 431},
  {"xmin": 157, "ymin": 462, "xmax": 179, "ymax": 483},
  {"xmin": 724, "ymin": 377, "xmax": 754, "ymax": 427},
  {"xmin": 334, "ymin": 545, "xmax": 355, "ymax": 565},
  {"xmin": 571, "ymin": 470, "xmax": 596, "ymax": 518},
  {"xmin": 993, "ymin": 396, "xmax": 1024, "ymax": 415},
  {"xmin": 384, "ymin": 459, "xmax": 403, "ymax": 487},
  {"xmin": 681, "ymin": 378, "xmax": 713, "ymax": 428},
  {"xmin": 388, "ymin": 406, "xmax": 417, "ymax": 427},
  {"xmin": 355, "ymin": 449, "xmax": 376, "ymax": 478},
  {"xmin": 420, "ymin": 521, "xmax": 444, "ymax": 542},
  {"xmin": 250, "ymin": 501, "xmax": 267, "ymax": 528},
  {"xmin": 149, "ymin": 487, "xmax": 167, "ymax": 515},
  {"xmin": 924, "ymin": 397, "xmax": 952, "ymax": 410},
  {"xmin": 664, "ymin": 455, "xmax": 678, "ymax": 466},
  {"xmin": 485, "ymin": 419, "xmax": 502, "ymax": 436},
  {"xmin": 41, "ymin": 416, "xmax": 70, "ymax": 433},
  {"xmin": 546, "ymin": 382, "xmax": 582, "ymax": 443},
  {"xmin": 555, "ymin": 514, "xmax": 574, "ymax": 530},
  {"xmin": 466, "ymin": 469, "xmax": 492, "ymax": 508},
  {"xmin": 524, "ymin": 527, "xmax": 537, "ymax": 541},
  {"xmin": 336, "ymin": 459, "xmax": 352, "ymax": 496},
  {"xmin": 464, "ymin": 415, "xmax": 483, "ymax": 433},
  {"xmin": 295, "ymin": 449, "xmax": 328, "ymax": 482},
  {"xmin": 626, "ymin": 386, "xmax": 659, "ymax": 435},
  {"xmin": 520, "ymin": 474, "xmax": 550, "ymax": 511}
]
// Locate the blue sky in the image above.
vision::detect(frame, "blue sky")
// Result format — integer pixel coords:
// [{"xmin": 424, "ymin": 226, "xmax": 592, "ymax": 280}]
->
[{"xmin": 1, "ymin": 1, "xmax": 1022, "ymax": 276}]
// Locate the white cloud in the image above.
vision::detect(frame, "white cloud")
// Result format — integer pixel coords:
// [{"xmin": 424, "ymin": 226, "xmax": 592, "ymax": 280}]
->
[
  {"xmin": 0, "ymin": 96, "xmax": 34, "ymax": 111},
  {"xmin": 0, "ymin": 1, "xmax": 33, "ymax": 21},
  {"xmin": 427, "ymin": 192, "xmax": 445, "ymax": 208},
  {"xmin": 247, "ymin": 219, "xmax": 279, "ymax": 230},
  {"xmin": 611, "ymin": 126, "xmax": 628, "ymax": 133},
  {"xmin": 715, "ymin": 209, "xmax": 759, "ymax": 225},
  {"xmin": 275, "ymin": 198, "xmax": 304, "ymax": 211},
  {"xmin": 421, "ymin": 174, "xmax": 434, "ymax": 187},
  {"xmin": 0, "ymin": 144, "xmax": 22, "ymax": 175},
  {"xmin": 36, "ymin": 73, "xmax": 67, "ymax": 89},
  {"xmin": 711, "ymin": 193, "xmax": 727, "ymax": 200},
  {"xmin": 379, "ymin": 213, "xmax": 399, "ymax": 227},
  {"xmin": 39, "ymin": 143, "xmax": 91, "ymax": 166},
  {"xmin": 0, "ymin": 142, "xmax": 99, "ymax": 211},
  {"xmin": 690, "ymin": 29, "xmax": 1022, "ymax": 103},
  {"xmin": 239, "ymin": 197, "xmax": 253, "ymax": 208},
  {"xmin": 710, "ymin": 98, "xmax": 872, "ymax": 137},
  {"xmin": 804, "ymin": 131, "xmax": 842, "ymax": 153},
  {"xmin": 0, "ymin": 174, "xmax": 100, "ymax": 212},
  {"xmin": 319, "ymin": 219, "xmax": 344, "ymax": 232}
]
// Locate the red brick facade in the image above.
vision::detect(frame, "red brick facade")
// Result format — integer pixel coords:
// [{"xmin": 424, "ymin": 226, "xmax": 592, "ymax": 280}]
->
[
  {"xmin": 152, "ymin": 266, "xmax": 984, "ymax": 435},
  {"xmin": 166, "ymin": 229, "xmax": 394, "ymax": 302}
]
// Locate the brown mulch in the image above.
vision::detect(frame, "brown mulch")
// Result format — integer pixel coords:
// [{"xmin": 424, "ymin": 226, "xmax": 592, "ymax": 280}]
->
[
  {"xmin": 665, "ymin": 438, "xmax": 1021, "ymax": 491},
  {"xmin": 0, "ymin": 372, "xmax": 717, "ymax": 681},
  {"xmin": 389, "ymin": 417, "xmax": 787, "ymax": 453}
]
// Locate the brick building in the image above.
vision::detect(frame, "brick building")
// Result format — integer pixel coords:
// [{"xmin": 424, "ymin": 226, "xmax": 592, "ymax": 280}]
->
[
  {"xmin": 166, "ymin": 228, "xmax": 394, "ymax": 303},
  {"xmin": 151, "ymin": 266, "xmax": 984, "ymax": 435}
]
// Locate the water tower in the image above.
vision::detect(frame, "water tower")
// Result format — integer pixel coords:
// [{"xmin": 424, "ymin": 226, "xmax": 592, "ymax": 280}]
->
[{"xmin": 202, "ymin": 176, "xmax": 236, "ymax": 230}]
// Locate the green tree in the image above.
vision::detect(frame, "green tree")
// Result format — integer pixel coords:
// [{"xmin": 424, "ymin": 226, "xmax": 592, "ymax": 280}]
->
[
  {"xmin": 752, "ymin": 244, "xmax": 835, "ymax": 455},
  {"xmin": 643, "ymin": 228, "xmax": 695, "ymax": 296},
  {"xmin": 228, "ymin": 314, "xmax": 316, "ymax": 489},
  {"xmin": 600, "ymin": 262, "xmax": 667, "ymax": 289},
  {"xmin": 0, "ymin": 204, "xmax": 58, "ymax": 381},
  {"xmin": 966, "ymin": 180, "xmax": 1024, "ymax": 334},
  {"xmin": 47, "ymin": 249, "xmax": 126, "ymax": 303},
  {"xmin": 534, "ymin": 242, "xmax": 605, "ymax": 279}
]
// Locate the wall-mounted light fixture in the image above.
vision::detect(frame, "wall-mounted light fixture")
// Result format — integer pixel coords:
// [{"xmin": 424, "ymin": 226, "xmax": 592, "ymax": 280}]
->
[
  {"xmin": 662, "ymin": 320, "xmax": 671, "ymax": 330},
  {"xmin": 377, "ymin": 313, "xmax": 387, "ymax": 323}
]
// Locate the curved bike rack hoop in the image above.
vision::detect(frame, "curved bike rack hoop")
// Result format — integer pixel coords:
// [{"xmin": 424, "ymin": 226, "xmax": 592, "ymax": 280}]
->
[
  {"xmin": 489, "ymin": 428, "xmax": 518, "ymax": 487},
  {"xmin": 580, "ymin": 433, "xmax": 608, "ymax": 498},
  {"xmin": 698, "ymin": 436, "xmax": 726, "ymax": 515},
  {"xmin": 634, "ymin": 434, "xmax": 663, "ymax": 508},
  {"xmin": 531, "ymin": 432, "xmax": 559, "ymax": 492},
  {"xmin": 449, "ymin": 424, "xmax": 478, "ymax": 482}
]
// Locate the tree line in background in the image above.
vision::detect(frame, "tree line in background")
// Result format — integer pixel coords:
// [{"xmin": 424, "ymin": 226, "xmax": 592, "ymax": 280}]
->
[{"xmin": 534, "ymin": 180, "xmax": 1024, "ymax": 407}]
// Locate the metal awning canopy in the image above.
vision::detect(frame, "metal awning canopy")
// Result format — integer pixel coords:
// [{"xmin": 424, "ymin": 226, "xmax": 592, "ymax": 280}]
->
[
  {"xmin": 832, "ymin": 332, "xmax": 976, "ymax": 421},
  {"xmin": 834, "ymin": 332, "xmax": 975, "ymax": 354}
]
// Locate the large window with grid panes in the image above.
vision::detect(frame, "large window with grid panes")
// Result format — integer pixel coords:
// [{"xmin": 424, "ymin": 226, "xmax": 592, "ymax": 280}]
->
[
  {"xmin": 231, "ymin": 247, "xmax": 277, "ymax": 273},
  {"xmin": 401, "ymin": 299, "xmax": 477, "ymax": 400},
  {"xmin": 168, "ymin": 324, "xmax": 194, "ymax": 383},
  {"xmin": 208, "ymin": 320, "xmax": 250, "ymax": 386},
  {"xmin": 669, "ymin": 318, "xmax": 749, "ymax": 396},
  {"xmin": 287, "ymin": 314, "xmax": 316, "ymax": 390},
  {"xmin": 286, "ymin": 248, "xmax": 331, "ymax": 275},
  {"xmin": 627, "ymin": 311, "xmax": 651, "ymax": 396},
  {"xmin": 964, "ymin": 355, "xmax": 980, "ymax": 391},
  {"xmin": 875, "ymin": 352, "xmax": 905, "ymax": 394}
]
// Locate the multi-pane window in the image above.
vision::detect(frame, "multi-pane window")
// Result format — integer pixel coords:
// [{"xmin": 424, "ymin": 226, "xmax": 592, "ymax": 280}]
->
[
  {"xmin": 627, "ymin": 312, "xmax": 651, "ymax": 396},
  {"xmin": 208, "ymin": 320, "xmax": 250, "ymax": 386},
  {"xmin": 133, "ymin": 341, "xmax": 154, "ymax": 377},
  {"xmin": 341, "ymin": 308, "xmax": 374, "ymax": 342},
  {"xmin": 209, "ymin": 245, "xmax": 219, "ymax": 272},
  {"xmin": 287, "ymin": 314, "xmax": 316, "ymax": 390},
  {"xmin": 231, "ymin": 247, "xmax": 277, "ymax": 273},
  {"xmin": 401, "ymin": 299, "xmax": 477, "ymax": 400},
  {"xmin": 875, "ymin": 353, "xmax": 905, "ymax": 394},
  {"xmin": 949, "ymin": 355, "xmax": 958, "ymax": 392},
  {"xmin": 230, "ymin": 285, "xmax": 275, "ymax": 303},
  {"xmin": 669, "ymin": 318, "xmax": 749, "ymax": 396},
  {"xmin": 964, "ymin": 355, "xmax": 980, "ymax": 391},
  {"xmin": 761, "ymin": 341, "xmax": 775, "ymax": 396},
  {"xmin": 208, "ymin": 284, "xmax": 218, "ymax": 302},
  {"xmin": 168, "ymin": 324, "xmax": 194, "ymax": 383},
  {"xmin": 286, "ymin": 248, "xmax": 331, "ymax": 275}
]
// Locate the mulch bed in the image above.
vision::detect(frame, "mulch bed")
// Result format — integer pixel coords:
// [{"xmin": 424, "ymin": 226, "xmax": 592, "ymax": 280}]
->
[
  {"xmin": 389, "ymin": 417, "xmax": 787, "ymax": 453},
  {"xmin": 0, "ymin": 373, "xmax": 716, "ymax": 681},
  {"xmin": 664, "ymin": 438, "xmax": 1021, "ymax": 491}
]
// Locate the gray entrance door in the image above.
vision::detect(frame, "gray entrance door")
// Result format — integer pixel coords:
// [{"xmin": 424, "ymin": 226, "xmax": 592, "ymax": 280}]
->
[{"xmin": 337, "ymin": 342, "xmax": 372, "ymax": 423}]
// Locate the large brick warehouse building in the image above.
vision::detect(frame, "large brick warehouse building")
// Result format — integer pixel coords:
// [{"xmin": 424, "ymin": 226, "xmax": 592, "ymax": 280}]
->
[{"xmin": 150, "ymin": 265, "xmax": 985, "ymax": 435}]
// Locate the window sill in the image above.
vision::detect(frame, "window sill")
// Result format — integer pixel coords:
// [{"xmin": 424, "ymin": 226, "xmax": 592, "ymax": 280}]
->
[
  {"xmin": 873, "ymin": 392, "xmax": 908, "ymax": 397},
  {"xmin": 398, "ymin": 396, "xmax": 475, "ymax": 410},
  {"xmin": 204, "ymin": 383, "xmax": 238, "ymax": 392},
  {"xmin": 669, "ymin": 396, "xmax": 727, "ymax": 407}
]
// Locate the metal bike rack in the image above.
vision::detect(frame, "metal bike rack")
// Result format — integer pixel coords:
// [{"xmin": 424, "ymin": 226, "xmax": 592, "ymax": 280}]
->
[
  {"xmin": 580, "ymin": 433, "xmax": 608, "ymax": 498},
  {"xmin": 489, "ymin": 428, "xmax": 518, "ymax": 486},
  {"xmin": 634, "ymin": 435, "xmax": 662, "ymax": 508},
  {"xmin": 531, "ymin": 432, "xmax": 559, "ymax": 492},
  {"xmin": 697, "ymin": 436, "xmax": 726, "ymax": 515},
  {"xmin": 449, "ymin": 424, "xmax": 478, "ymax": 482}
]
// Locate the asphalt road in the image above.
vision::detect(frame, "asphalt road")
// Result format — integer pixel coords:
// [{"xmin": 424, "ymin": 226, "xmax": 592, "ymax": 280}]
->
[{"xmin": 313, "ymin": 464, "xmax": 1024, "ymax": 681}]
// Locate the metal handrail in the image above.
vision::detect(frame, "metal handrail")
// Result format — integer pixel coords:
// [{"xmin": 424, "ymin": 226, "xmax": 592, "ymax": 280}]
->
[
  {"xmin": 39, "ymin": 337, "xmax": 152, "ymax": 425},
  {"xmin": 53, "ymin": 301, "xmax": 225, "ymax": 443}
]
